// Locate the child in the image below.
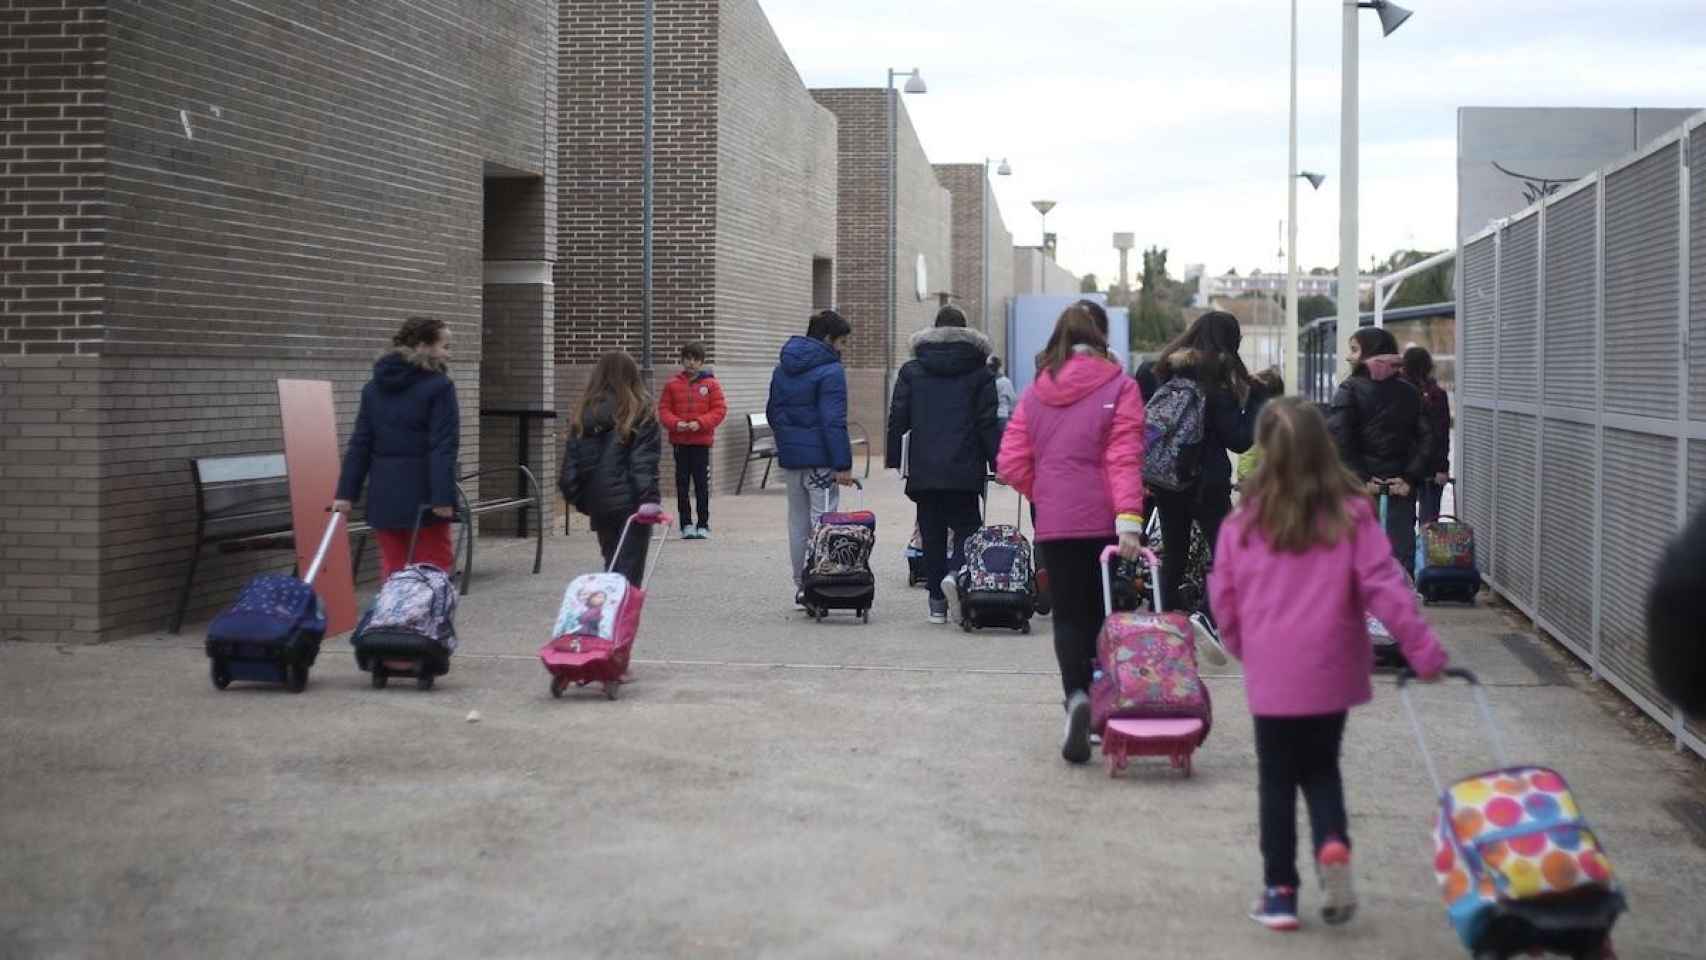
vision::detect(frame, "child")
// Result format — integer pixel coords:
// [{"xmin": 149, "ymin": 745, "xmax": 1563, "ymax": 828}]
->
[
  {"xmin": 333, "ymin": 316, "xmax": 460, "ymax": 579},
  {"xmin": 658, "ymin": 341, "xmax": 727, "ymax": 540},
  {"xmin": 1234, "ymin": 367, "xmax": 1285, "ymax": 486},
  {"xmin": 997, "ymin": 300, "xmax": 1146, "ymax": 764},
  {"xmin": 1210, "ymin": 397, "xmax": 1447, "ymax": 932},
  {"xmin": 1327, "ymin": 327, "xmax": 1435, "ymax": 574},
  {"xmin": 559, "ymin": 351, "xmax": 662, "ymax": 586}
]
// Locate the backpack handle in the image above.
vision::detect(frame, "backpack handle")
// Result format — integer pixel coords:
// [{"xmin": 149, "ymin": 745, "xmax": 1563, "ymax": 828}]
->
[{"xmin": 1099, "ymin": 544, "xmax": 1163, "ymax": 617}]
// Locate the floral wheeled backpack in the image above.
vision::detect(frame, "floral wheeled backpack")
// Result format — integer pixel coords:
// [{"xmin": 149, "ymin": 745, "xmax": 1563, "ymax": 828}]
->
[
  {"xmin": 960, "ymin": 524, "xmax": 1033, "ymax": 595},
  {"xmin": 1089, "ymin": 609, "xmax": 1211, "ymax": 735},
  {"xmin": 358, "ymin": 563, "xmax": 459, "ymax": 651}
]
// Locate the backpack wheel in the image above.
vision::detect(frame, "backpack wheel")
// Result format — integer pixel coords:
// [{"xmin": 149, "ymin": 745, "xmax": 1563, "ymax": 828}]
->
[
  {"xmin": 1020, "ymin": 620, "xmax": 1031, "ymax": 635},
  {"xmin": 550, "ymin": 674, "xmax": 568, "ymax": 699},
  {"xmin": 371, "ymin": 665, "xmax": 388, "ymax": 689},
  {"xmin": 416, "ymin": 670, "xmax": 434, "ymax": 691},
  {"xmin": 210, "ymin": 660, "xmax": 231, "ymax": 690},
  {"xmin": 285, "ymin": 662, "xmax": 309, "ymax": 693},
  {"xmin": 603, "ymin": 680, "xmax": 620, "ymax": 701}
]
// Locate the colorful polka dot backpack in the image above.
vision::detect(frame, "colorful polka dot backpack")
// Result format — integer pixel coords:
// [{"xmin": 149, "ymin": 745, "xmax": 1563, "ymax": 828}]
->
[{"xmin": 1400, "ymin": 668, "xmax": 1624, "ymax": 959}]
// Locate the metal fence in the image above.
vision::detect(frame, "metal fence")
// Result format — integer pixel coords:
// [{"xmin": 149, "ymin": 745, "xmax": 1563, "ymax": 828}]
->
[{"xmin": 1457, "ymin": 111, "xmax": 1706, "ymax": 758}]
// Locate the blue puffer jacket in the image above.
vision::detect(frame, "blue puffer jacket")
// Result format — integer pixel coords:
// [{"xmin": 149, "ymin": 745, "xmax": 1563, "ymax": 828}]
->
[
  {"xmin": 765, "ymin": 336, "xmax": 852, "ymax": 472},
  {"xmin": 336, "ymin": 349, "xmax": 461, "ymax": 530}
]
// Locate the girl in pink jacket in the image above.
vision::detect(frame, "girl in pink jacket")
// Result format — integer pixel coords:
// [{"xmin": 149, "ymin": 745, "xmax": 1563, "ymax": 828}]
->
[
  {"xmin": 1209, "ymin": 396, "xmax": 1447, "ymax": 933},
  {"xmin": 997, "ymin": 300, "xmax": 1146, "ymax": 765}
]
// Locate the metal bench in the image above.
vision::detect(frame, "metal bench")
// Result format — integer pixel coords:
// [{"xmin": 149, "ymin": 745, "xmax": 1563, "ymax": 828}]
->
[
  {"xmin": 173, "ymin": 453, "xmax": 544, "ymax": 633},
  {"xmin": 735, "ymin": 413, "xmax": 871, "ymax": 494}
]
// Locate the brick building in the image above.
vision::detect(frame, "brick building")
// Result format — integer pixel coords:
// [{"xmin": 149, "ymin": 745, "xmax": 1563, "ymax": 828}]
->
[
  {"xmin": 809, "ymin": 88, "xmax": 953, "ymax": 451},
  {"xmin": 556, "ymin": 0, "xmax": 838, "ymax": 494},
  {"xmin": 934, "ymin": 163, "xmax": 1014, "ymax": 364},
  {"xmin": 1, "ymin": 1, "xmax": 557, "ymax": 642}
]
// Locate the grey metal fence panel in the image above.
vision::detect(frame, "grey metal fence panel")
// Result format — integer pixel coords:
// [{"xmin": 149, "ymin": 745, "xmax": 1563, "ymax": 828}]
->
[
  {"xmin": 1692, "ymin": 439, "xmax": 1706, "ymax": 513},
  {"xmin": 1461, "ymin": 406, "xmax": 1498, "ymax": 582},
  {"xmin": 1602, "ymin": 143, "xmax": 1680, "ymax": 419},
  {"xmin": 1693, "ymin": 126, "xmax": 1706, "ymax": 422},
  {"xmin": 1597, "ymin": 427, "xmax": 1678, "ymax": 711},
  {"xmin": 1493, "ymin": 412, "xmax": 1539, "ymax": 608},
  {"xmin": 1462, "ymin": 237, "xmax": 1498, "ymax": 403},
  {"xmin": 1498, "ymin": 218, "xmax": 1540, "ymax": 402},
  {"xmin": 1543, "ymin": 189, "xmax": 1598, "ymax": 410},
  {"xmin": 1538, "ymin": 419, "xmax": 1595, "ymax": 659}
]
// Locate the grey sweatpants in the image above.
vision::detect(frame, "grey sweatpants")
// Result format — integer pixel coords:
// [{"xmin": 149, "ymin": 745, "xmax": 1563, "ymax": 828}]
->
[{"xmin": 783, "ymin": 468, "xmax": 841, "ymax": 587}]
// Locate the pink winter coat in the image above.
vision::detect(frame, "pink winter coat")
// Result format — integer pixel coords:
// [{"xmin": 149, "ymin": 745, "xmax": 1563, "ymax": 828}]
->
[
  {"xmin": 1209, "ymin": 496, "xmax": 1448, "ymax": 716},
  {"xmin": 997, "ymin": 352, "xmax": 1145, "ymax": 541}
]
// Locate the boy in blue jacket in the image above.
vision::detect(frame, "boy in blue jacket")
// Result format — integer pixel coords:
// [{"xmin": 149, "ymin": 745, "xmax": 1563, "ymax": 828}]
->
[{"xmin": 766, "ymin": 309, "xmax": 855, "ymax": 606}]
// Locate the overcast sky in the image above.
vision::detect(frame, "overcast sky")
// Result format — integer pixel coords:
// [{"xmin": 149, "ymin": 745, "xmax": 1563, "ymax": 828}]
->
[{"xmin": 762, "ymin": 0, "xmax": 1706, "ymax": 286}]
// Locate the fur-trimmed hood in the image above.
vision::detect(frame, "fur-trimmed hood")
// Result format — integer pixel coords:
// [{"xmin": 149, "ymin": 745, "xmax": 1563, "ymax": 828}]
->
[
  {"xmin": 374, "ymin": 347, "xmax": 449, "ymax": 393},
  {"xmin": 909, "ymin": 325, "xmax": 992, "ymax": 377}
]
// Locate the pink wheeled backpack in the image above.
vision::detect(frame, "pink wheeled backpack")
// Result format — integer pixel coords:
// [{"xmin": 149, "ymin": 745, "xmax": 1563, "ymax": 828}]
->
[
  {"xmin": 1089, "ymin": 545, "xmax": 1212, "ymax": 777},
  {"xmin": 538, "ymin": 506, "xmax": 672, "ymax": 700}
]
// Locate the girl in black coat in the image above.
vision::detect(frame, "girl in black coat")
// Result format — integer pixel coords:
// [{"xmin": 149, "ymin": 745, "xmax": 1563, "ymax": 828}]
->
[
  {"xmin": 560, "ymin": 351, "xmax": 663, "ymax": 586},
  {"xmin": 885, "ymin": 304, "xmax": 1002, "ymax": 624},
  {"xmin": 334, "ymin": 316, "xmax": 461, "ymax": 579},
  {"xmin": 1327, "ymin": 327, "xmax": 1435, "ymax": 575},
  {"xmin": 1150, "ymin": 310, "xmax": 1267, "ymax": 620}
]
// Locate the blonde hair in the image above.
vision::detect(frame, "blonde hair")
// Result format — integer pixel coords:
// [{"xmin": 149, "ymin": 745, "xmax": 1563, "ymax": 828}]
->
[
  {"xmin": 576, "ymin": 350, "xmax": 654, "ymax": 442},
  {"xmin": 1239, "ymin": 397, "xmax": 1366, "ymax": 553}
]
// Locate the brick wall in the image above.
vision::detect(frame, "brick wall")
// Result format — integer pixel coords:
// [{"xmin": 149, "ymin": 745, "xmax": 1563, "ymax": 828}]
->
[
  {"xmin": 935, "ymin": 163, "xmax": 1014, "ymax": 363},
  {"xmin": 707, "ymin": 0, "xmax": 836, "ymax": 493},
  {"xmin": 809, "ymin": 88, "xmax": 953, "ymax": 451},
  {"xmin": 2, "ymin": 0, "xmax": 557, "ymax": 641}
]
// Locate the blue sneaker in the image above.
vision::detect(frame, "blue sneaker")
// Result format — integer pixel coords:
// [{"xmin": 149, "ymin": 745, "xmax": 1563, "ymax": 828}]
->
[{"xmin": 1249, "ymin": 886, "xmax": 1300, "ymax": 931}]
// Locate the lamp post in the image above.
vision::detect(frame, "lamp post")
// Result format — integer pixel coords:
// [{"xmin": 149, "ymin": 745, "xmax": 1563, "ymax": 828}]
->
[
  {"xmin": 1336, "ymin": 0, "xmax": 1413, "ymax": 380},
  {"xmin": 983, "ymin": 157, "xmax": 1011, "ymax": 333},
  {"xmin": 640, "ymin": 0, "xmax": 654, "ymax": 376},
  {"xmin": 1031, "ymin": 200, "xmax": 1055, "ymax": 293},
  {"xmin": 1284, "ymin": 163, "xmax": 1325, "ymax": 392},
  {"xmin": 886, "ymin": 67, "xmax": 927, "ymax": 417}
]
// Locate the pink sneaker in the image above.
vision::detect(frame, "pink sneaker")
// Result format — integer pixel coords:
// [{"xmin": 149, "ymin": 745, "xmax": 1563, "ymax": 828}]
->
[{"xmin": 1316, "ymin": 839, "xmax": 1357, "ymax": 925}]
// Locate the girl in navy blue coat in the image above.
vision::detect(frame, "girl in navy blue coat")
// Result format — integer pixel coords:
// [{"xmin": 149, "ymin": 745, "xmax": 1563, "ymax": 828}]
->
[{"xmin": 333, "ymin": 316, "xmax": 460, "ymax": 578}]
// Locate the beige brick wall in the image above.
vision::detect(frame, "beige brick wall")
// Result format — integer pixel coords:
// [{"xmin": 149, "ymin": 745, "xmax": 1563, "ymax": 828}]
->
[{"xmin": 935, "ymin": 163, "xmax": 1015, "ymax": 364}]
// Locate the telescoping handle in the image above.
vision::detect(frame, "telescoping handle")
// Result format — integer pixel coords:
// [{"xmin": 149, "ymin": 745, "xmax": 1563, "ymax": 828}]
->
[
  {"xmin": 1396, "ymin": 667, "xmax": 1510, "ymax": 795},
  {"xmin": 608, "ymin": 503, "xmax": 675, "ymax": 582},
  {"xmin": 304, "ymin": 509, "xmax": 345, "ymax": 585},
  {"xmin": 1099, "ymin": 544, "xmax": 1162, "ymax": 617}
]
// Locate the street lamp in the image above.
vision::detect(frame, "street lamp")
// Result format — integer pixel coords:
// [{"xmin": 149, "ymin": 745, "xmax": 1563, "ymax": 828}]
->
[
  {"xmin": 1032, "ymin": 200, "xmax": 1055, "ymax": 293},
  {"xmin": 983, "ymin": 157, "xmax": 1011, "ymax": 333},
  {"xmin": 1282, "ymin": 140, "xmax": 1326, "ymax": 392},
  {"xmin": 886, "ymin": 67, "xmax": 926, "ymax": 418},
  {"xmin": 1336, "ymin": 0, "xmax": 1413, "ymax": 380}
]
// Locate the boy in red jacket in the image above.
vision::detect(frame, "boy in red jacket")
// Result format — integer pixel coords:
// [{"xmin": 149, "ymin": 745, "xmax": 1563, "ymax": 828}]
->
[{"xmin": 658, "ymin": 342, "xmax": 727, "ymax": 539}]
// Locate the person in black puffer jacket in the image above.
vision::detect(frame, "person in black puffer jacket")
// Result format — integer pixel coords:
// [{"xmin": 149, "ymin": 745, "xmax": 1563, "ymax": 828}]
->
[
  {"xmin": 1402, "ymin": 346, "xmax": 1453, "ymax": 523},
  {"xmin": 886, "ymin": 304, "xmax": 1002, "ymax": 624},
  {"xmin": 1150, "ymin": 311, "xmax": 1269, "ymax": 622},
  {"xmin": 1328, "ymin": 327, "xmax": 1435, "ymax": 575},
  {"xmin": 1648, "ymin": 505, "xmax": 1706, "ymax": 720},
  {"xmin": 560, "ymin": 350, "xmax": 663, "ymax": 586}
]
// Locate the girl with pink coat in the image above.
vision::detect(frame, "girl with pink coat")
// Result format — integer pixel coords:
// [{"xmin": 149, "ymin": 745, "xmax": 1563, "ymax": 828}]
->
[
  {"xmin": 997, "ymin": 300, "xmax": 1146, "ymax": 765},
  {"xmin": 1209, "ymin": 397, "xmax": 1447, "ymax": 933}
]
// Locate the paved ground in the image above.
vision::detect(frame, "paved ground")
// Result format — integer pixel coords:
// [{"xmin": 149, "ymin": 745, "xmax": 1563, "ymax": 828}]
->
[{"xmin": 3, "ymin": 475, "xmax": 1705, "ymax": 959}]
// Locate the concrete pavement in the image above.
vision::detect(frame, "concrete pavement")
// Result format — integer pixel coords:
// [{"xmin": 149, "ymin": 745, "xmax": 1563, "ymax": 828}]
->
[{"xmin": 3, "ymin": 475, "xmax": 1704, "ymax": 958}]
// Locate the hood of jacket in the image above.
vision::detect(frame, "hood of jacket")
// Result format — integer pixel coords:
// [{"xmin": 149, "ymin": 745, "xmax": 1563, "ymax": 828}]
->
[
  {"xmin": 1363, "ymin": 354, "xmax": 1404, "ymax": 382},
  {"xmin": 578, "ymin": 395, "xmax": 616, "ymax": 438},
  {"xmin": 909, "ymin": 325, "xmax": 991, "ymax": 376},
  {"xmin": 1032, "ymin": 350, "xmax": 1122, "ymax": 407},
  {"xmin": 778, "ymin": 335, "xmax": 842, "ymax": 376},
  {"xmin": 374, "ymin": 348, "xmax": 447, "ymax": 393}
]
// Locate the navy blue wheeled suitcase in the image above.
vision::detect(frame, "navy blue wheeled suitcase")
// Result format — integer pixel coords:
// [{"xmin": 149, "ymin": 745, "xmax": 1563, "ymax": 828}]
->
[{"xmin": 205, "ymin": 511, "xmax": 343, "ymax": 693}]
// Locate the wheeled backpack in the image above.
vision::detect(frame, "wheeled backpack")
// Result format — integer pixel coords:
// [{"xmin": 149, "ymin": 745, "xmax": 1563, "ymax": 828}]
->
[
  {"xmin": 352, "ymin": 508, "xmax": 460, "ymax": 690},
  {"xmin": 205, "ymin": 511, "xmax": 345, "ymax": 693},
  {"xmin": 956, "ymin": 493, "xmax": 1036, "ymax": 633},
  {"xmin": 802, "ymin": 480, "xmax": 876, "ymax": 623},
  {"xmin": 1416, "ymin": 490, "xmax": 1482, "ymax": 605}
]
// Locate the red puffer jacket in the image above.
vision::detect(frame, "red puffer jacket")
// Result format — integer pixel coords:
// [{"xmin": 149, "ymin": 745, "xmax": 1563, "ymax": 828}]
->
[{"xmin": 658, "ymin": 369, "xmax": 727, "ymax": 447}]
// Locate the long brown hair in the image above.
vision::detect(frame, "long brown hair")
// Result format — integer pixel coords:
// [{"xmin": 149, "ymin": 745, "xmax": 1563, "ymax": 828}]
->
[
  {"xmin": 1154, "ymin": 309, "xmax": 1251, "ymax": 404},
  {"xmin": 1034, "ymin": 300, "xmax": 1111, "ymax": 377},
  {"xmin": 1239, "ymin": 397, "xmax": 1366, "ymax": 553},
  {"xmin": 576, "ymin": 350, "xmax": 653, "ymax": 442}
]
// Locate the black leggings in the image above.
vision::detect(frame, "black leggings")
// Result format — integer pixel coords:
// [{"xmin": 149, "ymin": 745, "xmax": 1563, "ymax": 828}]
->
[
  {"xmin": 1037, "ymin": 538, "xmax": 1115, "ymax": 698},
  {"xmin": 1151, "ymin": 482, "xmax": 1232, "ymax": 617},
  {"xmin": 1255, "ymin": 712, "xmax": 1350, "ymax": 888},
  {"xmin": 595, "ymin": 511, "xmax": 652, "ymax": 587}
]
